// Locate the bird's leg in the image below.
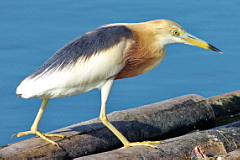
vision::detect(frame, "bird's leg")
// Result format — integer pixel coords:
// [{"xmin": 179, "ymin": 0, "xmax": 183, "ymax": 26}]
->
[
  {"xmin": 100, "ymin": 80, "xmax": 130, "ymax": 146},
  {"xmin": 100, "ymin": 80, "xmax": 160, "ymax": 149},
  {"xmin": 12, "ymin": 98, "xmax": 65, "ymax": 146}
]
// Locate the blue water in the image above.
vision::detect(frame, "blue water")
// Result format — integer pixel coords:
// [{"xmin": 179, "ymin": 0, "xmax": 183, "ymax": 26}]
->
[{"xmin": 0, "ymin": 0, "xmax": 239, "ymax": 146}]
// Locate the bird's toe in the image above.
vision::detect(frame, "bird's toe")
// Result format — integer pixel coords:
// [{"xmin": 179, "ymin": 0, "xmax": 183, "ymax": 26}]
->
[{"xmin": 120, "ymin": 141, "xmax": 161, "ymax": 149}]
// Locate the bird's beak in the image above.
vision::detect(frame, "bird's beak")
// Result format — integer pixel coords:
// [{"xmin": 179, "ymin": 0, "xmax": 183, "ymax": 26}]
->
[{"xmin": 179, "ymin": 33, "xmax": 222, "ymax": 53}]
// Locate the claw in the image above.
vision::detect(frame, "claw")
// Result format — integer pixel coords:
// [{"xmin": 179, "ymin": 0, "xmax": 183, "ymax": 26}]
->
[{"xmin": 11, "ymin": 130, "xmax": 65, "ymax": 146}]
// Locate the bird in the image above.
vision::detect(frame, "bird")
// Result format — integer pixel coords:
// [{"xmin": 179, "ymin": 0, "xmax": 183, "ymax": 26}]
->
[{"xmin": 13, "ymin": 19, "xmax": 222, "ymax": 148}]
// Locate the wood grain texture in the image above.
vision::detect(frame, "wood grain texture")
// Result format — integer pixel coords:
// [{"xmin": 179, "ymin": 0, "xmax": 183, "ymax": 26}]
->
[
  {"xmin": 77, "ymin": 125, "xmax": 240, "ymax": 160},
  {"xmin": 0, "ymin": 94, "xmax": 215, "ymax": 159}
]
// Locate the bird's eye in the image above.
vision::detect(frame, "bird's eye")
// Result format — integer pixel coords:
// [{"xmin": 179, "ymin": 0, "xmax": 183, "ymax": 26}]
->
[{"xmin": 172, "ymin": 30, "xmax": 180, "ymax": 36}]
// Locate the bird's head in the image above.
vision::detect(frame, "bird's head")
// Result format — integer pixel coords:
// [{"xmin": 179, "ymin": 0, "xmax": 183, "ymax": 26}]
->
[{"xmin": 150, "ymin": 19, "xmax": 222, "ymax": 53}]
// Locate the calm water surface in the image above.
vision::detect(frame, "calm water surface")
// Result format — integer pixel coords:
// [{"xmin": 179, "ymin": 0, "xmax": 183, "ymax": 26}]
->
[{"xmin": 0, "ymin": 0, "xmax": 239, "ymax": 145}]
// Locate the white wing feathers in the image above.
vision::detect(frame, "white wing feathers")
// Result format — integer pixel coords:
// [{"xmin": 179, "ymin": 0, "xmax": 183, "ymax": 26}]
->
[{"xmin": 16, "ymin": 41, "xmax": 130, "ymax": 99}]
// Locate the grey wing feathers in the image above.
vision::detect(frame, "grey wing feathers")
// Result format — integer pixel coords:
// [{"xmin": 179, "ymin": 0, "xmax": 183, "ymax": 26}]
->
[{"xmin": 29, "ymin": 25, "xmax": 134, "ymax": 78}]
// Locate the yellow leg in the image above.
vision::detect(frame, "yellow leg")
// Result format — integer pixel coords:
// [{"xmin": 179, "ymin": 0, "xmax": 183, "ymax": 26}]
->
[
  {"xmin": 12, "ymin": 98, "xmax": 65, "ymax": 146},
  {"xmin": 100, "ymin": 80, "xmax": 161, "ymax": 149}
]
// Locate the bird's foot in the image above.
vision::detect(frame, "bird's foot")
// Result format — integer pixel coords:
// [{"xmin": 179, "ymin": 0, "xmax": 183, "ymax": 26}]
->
[
  {"xmin": 120, "ymin": 141, "xmax": 161, "ymax": 149},
  {"xmin": 11, "ymin": 130, "xmax": 65, "ymax": 146}
]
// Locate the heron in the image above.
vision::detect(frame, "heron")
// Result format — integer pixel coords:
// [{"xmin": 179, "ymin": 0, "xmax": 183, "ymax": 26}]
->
[{"xmin": 13, "ymin": 19, "xmax": 222, "ymax": 148}]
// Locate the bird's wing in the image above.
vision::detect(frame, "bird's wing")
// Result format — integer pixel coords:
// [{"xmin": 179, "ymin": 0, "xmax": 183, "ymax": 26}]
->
[{"xmin": 17, "ymin": 25, "xmax": 135, "ymax": 98}]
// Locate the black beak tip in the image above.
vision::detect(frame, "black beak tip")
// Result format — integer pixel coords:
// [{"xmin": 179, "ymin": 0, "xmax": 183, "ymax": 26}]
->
[{"xmin": 209, "ymin": 44, "xmax": 223, "ymax": 53}]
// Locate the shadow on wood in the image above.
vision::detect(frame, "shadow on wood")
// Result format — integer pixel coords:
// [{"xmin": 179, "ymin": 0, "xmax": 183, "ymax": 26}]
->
[
  {"xmin": 0, "ymin": 94, "xmax": 215, "ymax": 159},
  {"xmin": 77, "ymin": 124, "xmax": 240, "ymax": 160}
]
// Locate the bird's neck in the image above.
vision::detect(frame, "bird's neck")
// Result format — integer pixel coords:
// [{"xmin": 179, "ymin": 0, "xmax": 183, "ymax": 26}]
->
[{"xmin": 115, "ymin": 28, "xmax": 165, "ymax": 80}]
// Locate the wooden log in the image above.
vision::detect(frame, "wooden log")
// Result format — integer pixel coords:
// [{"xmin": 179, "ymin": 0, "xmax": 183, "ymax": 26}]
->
[
  {"xmin": 0, "ymin": 94, "xmax": 215, "ymax": 159},
  {"xmin": 77, "ymin": 126, "xmax": 240, "ymax": 160},
  {"xmin": 207, "ymin": 90, "xmax": 240, "ymax": 118},
  {"xmin": 216, "ymin": 148, "xmax": 240, "ymax": 159}
]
